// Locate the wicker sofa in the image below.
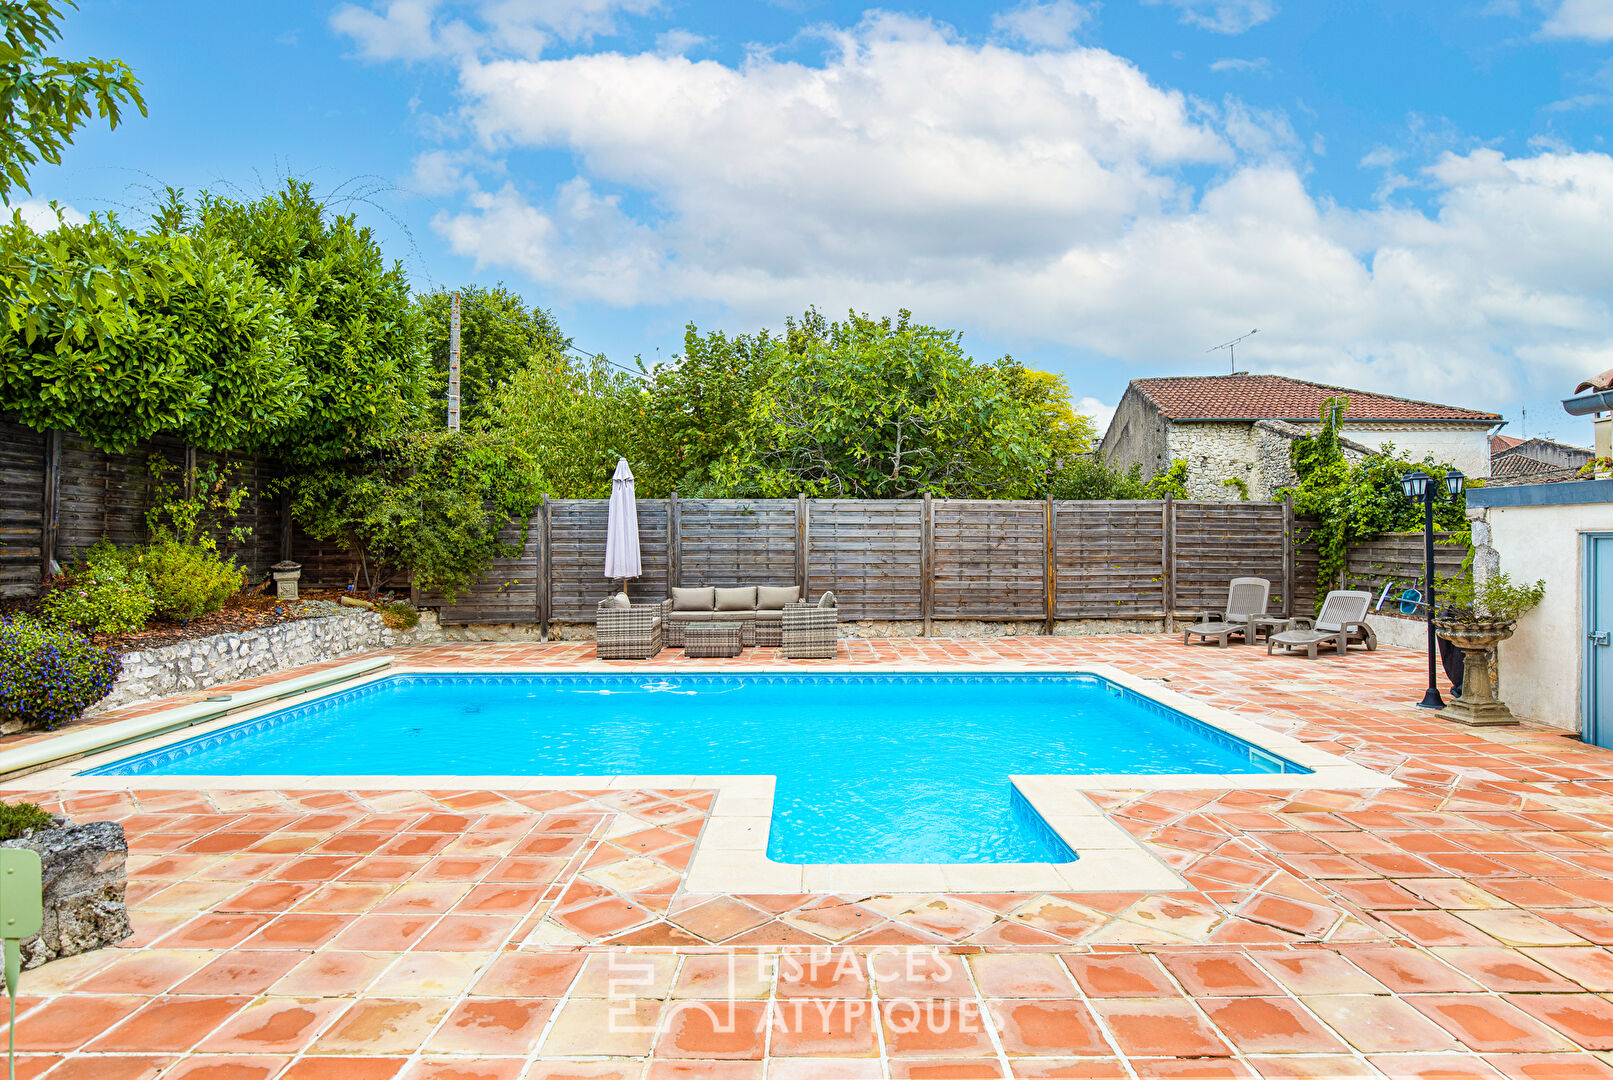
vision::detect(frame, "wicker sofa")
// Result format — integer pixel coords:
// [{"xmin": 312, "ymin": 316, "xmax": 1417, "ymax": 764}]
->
[
  {"xmin": 595, "ymin": 596, "xmax": 670, "ymax": 659},
  {"xmin": 664, "ymin": 585, "xmax": 804, "ymax": 648}
]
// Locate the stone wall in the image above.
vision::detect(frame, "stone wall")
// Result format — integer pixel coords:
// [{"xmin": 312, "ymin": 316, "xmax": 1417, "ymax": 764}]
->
[
  {"xmin": 1165, "ymin": 422, "xmax": 1259, "ymax": 501},
  {"xmin": 86, "ymin": 609, "xmax": 445, "ymax": 719},
  {"xmin": 2, "ymin": 820, "xmax": 131, "ymax": 969},
  {"xmin": 1098, "ymin": 388, "xmax": 1170, "ymax": 476}
]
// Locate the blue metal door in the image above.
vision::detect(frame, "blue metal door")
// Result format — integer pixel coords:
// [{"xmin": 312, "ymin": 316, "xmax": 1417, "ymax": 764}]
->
[{"xmin": 1584, "ymin": 534, "xmax": 1613, "ymax": 748}]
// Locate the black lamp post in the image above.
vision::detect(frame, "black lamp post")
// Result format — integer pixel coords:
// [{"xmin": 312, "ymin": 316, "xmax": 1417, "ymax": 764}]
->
[{"xmin": 1400, "ymin": 467, "xmax": 1465, "ymax": 709}]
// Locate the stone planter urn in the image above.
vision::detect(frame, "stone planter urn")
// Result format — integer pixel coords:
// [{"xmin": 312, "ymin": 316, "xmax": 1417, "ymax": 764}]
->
[
  {"xmin": 1432, "ymin": 617, "xmax": 1518, "ymax": 726},
  {"xmin": 272, "ymin": 560, "xmax": 303, "ymax": 601},
  {"xmin": 0, "ymin": 819, "xmax": 132, "ymax": 968}
]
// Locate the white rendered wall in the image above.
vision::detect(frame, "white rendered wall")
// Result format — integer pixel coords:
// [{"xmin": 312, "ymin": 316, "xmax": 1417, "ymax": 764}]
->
[
  {"xmin": 1481, "ymin": 500, "xmax": 1613, "ymax": 731},
  {"xmin": 1338, "ymin": 426, "xmax": 1493, "ymax": 478}
]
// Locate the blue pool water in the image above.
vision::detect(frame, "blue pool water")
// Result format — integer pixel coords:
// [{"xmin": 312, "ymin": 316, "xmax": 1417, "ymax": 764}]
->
[{"xmin": 87, "ymin": 673, "xmax": 1305, "ymax": 863}]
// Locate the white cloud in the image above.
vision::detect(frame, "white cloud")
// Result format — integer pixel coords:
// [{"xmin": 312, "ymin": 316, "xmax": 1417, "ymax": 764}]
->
[
  {"xmin": 1209, "ymin": 56, "xmax": 1268, "ymax": 73},
  {"xmin": 991, "ymin": 0, "xmax": 1094, "ymax": 48},
  {"xmin": 1142, "ymin": 0, "xmax": 1278, "ymax": 34},
  {"xmin": 7, "ymin": 199, "xmax": 87, "ymax": 232},
  {"xmin": 1540, "ymin": 0, "xmax": 1613, "ymax": 41},
  {"xmin": 330, "ymin": 0, "xmax": 661, "ymax": 60},
  {"xmin": 655, "ymin": 28, "xmax": 706, "ymax": 55},
  {"xmin": 1077, "ymin": 396, "xmax": 1117, "ymax": 431},
  {"xmin": 406, "ymin": 12, "xmax": 1613, "ymax": 411}
]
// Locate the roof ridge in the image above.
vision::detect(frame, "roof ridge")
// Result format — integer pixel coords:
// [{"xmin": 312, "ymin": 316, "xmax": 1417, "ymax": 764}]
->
[{"xmin": 1127, "ymin": 372, "xmax": 1500, "ymax": 422}]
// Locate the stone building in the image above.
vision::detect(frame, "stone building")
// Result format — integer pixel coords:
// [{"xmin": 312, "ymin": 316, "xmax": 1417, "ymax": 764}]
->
[
  {"xmin": 1098, "ymin": 374, "xmax": 1503, "ymax": 501},
  {"xmin": 1489, "ymin": 434, "xmax": 1594, "ymax": 484}
]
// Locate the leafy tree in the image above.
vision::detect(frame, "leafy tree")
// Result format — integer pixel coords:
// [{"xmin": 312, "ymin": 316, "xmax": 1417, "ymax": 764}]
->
[
  {"xmin": 1280, "ymin": 397, "xmax": 1469, "ymax": 591},
  {"xmin": 636, "ymin": 322, "xmax": 776, "ymax": 496},
  {"xmin": 288, "ymin": 428, "xmax": 544, "ymax": 599},
  {"xmin": 714, "ymin": 309, "xmax": 1049, "ymax": 498},
  {"xmin": 189, "ymin": 180, "xmax": 432, "ymax": 463},
  {"xmin": 0, "ymin": 0, "xmax": 145, "ymax": 200},
  {"xmin": 488, "ymin": 350, "xmax": 644, "ymax": 499},
  {"xmin": 0, "ymin": 208, "xmax": 304, "ymax": 451},
  {"xmin": 999, "ymin": 359, "xmax": 1096, "ymax": 465},
  {"xmin": 417, "ymin": 283, "xmax": 567, "ymax": 424}
]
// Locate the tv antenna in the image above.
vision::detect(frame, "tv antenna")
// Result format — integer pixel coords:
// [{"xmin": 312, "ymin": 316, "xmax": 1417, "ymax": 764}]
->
[{"xmin": 1208, "ymin": 329, "xmax": 1258, "ymax": 374}]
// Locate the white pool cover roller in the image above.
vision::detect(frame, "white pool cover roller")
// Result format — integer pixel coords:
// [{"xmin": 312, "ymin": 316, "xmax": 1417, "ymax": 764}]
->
[{"xmin": 603, "ymin": 457, "xmax": 642, "ymax": 581}]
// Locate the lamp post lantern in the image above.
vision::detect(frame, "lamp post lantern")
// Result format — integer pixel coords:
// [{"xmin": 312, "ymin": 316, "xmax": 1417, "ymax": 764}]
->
[{"xmin": 1401, "ymin": 468, "xmax": 1464, "ymax": 709}]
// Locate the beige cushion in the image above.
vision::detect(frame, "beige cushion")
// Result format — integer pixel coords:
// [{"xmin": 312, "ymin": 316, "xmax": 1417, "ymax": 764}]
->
[
  {"xmin": 604, "ymin": 592, "xmax": 631, "ymax": 610},
  {"xmin": 669, "ymin": 610, "xmax": 752, "ymax": 623},
  {"xmin": 818, "ymin": 590, "xmax": 837, "ymax": 609},
  {"xmin": 757, "ymin": 585, "xmax": 799, "ymax": 609},
  {"xmin": 671, "ymin": 586, "xmax": 715, "ymax": 612},
  {"xmin": 715, "ymin": 586, "xmax": 756, "ymax": 611},
  {"xmin": 753, "ymin": 610, "xmax": 784, "ymax": 620}
]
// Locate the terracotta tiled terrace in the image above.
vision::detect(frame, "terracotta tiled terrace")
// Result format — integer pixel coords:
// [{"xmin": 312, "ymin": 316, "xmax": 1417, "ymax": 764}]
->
[{"xmin": 6, "ymin": 635, "xmax": 1613, "ymax": 1080}]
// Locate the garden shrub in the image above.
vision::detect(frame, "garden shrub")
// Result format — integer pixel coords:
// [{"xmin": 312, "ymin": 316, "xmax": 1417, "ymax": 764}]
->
[
  {"xmin": 0, "ymin": 801, "xmax": 55, "ymax": 841},
  {"xmin": 379, "ymin": 601, "xmax": 420, "ymax": 631},
  {"xmin": 0, "ymin": 616, "xmax": 122, "ymax": 731},
  {"xmin": 39, "ymin": 545, "xmax": 154, "ymax": 635},
  {"xmin": 129, "ymin": 540, "xmax": 243, "ymax": 621}
]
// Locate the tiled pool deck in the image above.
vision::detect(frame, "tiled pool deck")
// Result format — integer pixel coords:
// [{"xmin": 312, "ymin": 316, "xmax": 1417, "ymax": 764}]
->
[{"xmin": 5, "ymin": 635, "xmax": 1613, "ymax": 1079}]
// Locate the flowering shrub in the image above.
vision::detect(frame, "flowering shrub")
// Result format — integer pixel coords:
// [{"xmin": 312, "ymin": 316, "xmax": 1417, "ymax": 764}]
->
[
  {"xmin": 39, "ymin": 546, "xmax": 155, "ymax": 635},
  {"xmin": 0, "ymin": 617, "xmax": 121, "ymax": 731}
]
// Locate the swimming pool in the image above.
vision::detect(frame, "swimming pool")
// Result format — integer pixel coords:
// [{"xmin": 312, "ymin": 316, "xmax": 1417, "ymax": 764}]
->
[{"xmin": 86, "ymin": 672, "xmax": 1307, "ymax": 863}]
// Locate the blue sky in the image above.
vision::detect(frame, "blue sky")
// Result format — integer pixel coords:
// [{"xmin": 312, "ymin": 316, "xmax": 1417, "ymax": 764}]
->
[{"xmin": 27, "ymin": 0, "xmax": 1613, "ymax": 442}]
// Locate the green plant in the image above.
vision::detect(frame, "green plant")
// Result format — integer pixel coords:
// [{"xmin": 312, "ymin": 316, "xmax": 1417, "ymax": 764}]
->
[
  {"xmin": 0, "ymin": 0, "xmax": 145, "ymax": 200},
  {"xmin": 1144, "ymin": 459, "xmax": 1190, "ymax": 499},
  {"xmin": 1436, "ymin": 571, "xmax": 1545, "ymax": 623},
  {"xmin": 379, "ymin": 600, "xmax": 420, "ymax": 631},
  {"xmin": 128, "ymin": 539, "xmax": 242, "ymax": 621},
  {"xmin": 145, "ymin": 455, "xmax": 252, "ymax": 549},
  {"xmin": 39, "ymin": 544, "xmax": 154, "ymax": 634},
  {"xmin": 0, "ymin": 801, "xmax": 53, "ymax": 840},
  {"xmin": 1221, "ymin": 477, "xmax": 1251, "ymax": 500},
  {"xmin": 1278, "ymin": 398, "xmax": 1469, "ymax": 594},
  {"xmin": 0, "ymin": 614, "xmax": 121, "ymax": 730}
]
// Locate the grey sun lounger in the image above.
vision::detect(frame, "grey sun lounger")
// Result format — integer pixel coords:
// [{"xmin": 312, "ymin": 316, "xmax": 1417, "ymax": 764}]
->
[
  {"xmin": 1183, "ymin": 577, "xmax": 1272, "ymax": 647},
  {"xmin": 1267, "ymin": 590, "xmax": 1377, "ymax": 659}
]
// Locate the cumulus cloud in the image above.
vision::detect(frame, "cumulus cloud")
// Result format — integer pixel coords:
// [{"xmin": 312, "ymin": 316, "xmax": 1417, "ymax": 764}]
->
[
  {"xmin": 1540, "ymin": 0, "xmax": 1613, "ymax": 41},
  {"xmin": 1142, "ymin": 0, "xmax": 1278, "ymax": 34},
  {"xmin": 1077, "ymin": 396, "xmax": 1117, "ymax": 431},
  {"xmin": 400, "ymin": 10, "xmax": 1613, "ymax": 409},
  {"xmin": 655, "ymin": 28, "xmax": 706, "ymax": 55},
  {"xmin": 991, "ymin": 0, "xmax": 1094, "ymax": 48}
]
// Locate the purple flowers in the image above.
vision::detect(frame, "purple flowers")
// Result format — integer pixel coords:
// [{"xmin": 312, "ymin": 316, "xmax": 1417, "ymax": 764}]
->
[{"xmin": 0, "ymin": 617, "xmax": 122, "ymax": 731}]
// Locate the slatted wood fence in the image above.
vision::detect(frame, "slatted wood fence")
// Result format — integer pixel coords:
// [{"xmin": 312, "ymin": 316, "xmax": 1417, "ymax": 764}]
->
[
  {"xmin": 5, "ymin": 416, "xmax": 1466, "ymax": 634},
  {"xmin": 1343, "ymin": 531, "xmax": 1468, "ymax": 598}
]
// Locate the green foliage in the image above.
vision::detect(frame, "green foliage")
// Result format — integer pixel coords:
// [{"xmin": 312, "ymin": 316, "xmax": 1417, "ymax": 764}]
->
[
  {"xmin": 288, "ymin": 427, "xmax": 544, "ymax": 599},
  {"xmin": 0, "ymin": 800, "xmax": 53, "ymax": 839},
  {"xmin": 40, "ymin": 543, "xmax": 153, "ymax": 634},
  {"xmin": 144, "ymin": 454, "xmax": 252, "ymax": 549},
  {"xmin": 635, "ymin": 322, "xmax": 774, "ymax": 497},
  {"xmin": 0, "ymin": 0, "xmax": 145, "ymax": 200},
  {"xmin": 1221, "ymin": 477, "xmax": 1251, "ymax": 501},
  {"xmin": 1145, "ymin": 459, "xmax": 1190, "ymax": 499},
  {"xmin": 999, "ymin": 358, "xmax": 1097, "ymax": 467},
  {"xmin": 713, "ymin": 309, "xmax": 1049, "ymax": 498},
  {"xmin": 0, "ymin": 208, "xmax": 304, "ymax": 452},
  {"xmin": 1437, "ymin": 571, "xmax": 1545, "ymax": 623},
  {"xmin": 379, "ymin": 600, "xmax": 420, "ymax": 631},
  {"xmin": 489, "ymin": 351, "xmax": 643, "ymax": 499},
  {"xmin": 1047, "ymin": 456, "xmax": 1147, "ymax": 499},
  {"xmin": 1279, "ymin": 397, "xmax": 1470, "ymax": 592},
  {"xmin": 0, "ymin": 614, "xmax": 121, "ymax": 730},
  {"xmin": 418, "ymin": 283, "xmax": 567, "ymax": 424},
  {"xmin": 127, "ymin": 539, "xmax": 242, "ymax": 622}
]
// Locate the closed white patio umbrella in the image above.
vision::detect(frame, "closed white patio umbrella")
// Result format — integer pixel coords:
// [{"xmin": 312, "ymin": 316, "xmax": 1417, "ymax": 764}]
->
[{"xmin": 603, "ymin": 457, "xmax": 642, "ymax": 589}]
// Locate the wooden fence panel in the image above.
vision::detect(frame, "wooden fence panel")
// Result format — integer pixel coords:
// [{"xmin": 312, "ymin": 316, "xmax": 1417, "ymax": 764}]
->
[
  {"xmin": 55, "ymin": 434, "xmax": 186, "ymax": 562},
  {"xmin": 192, "ymin": 450, "xmax": 284, "ymax": 581},
  {"xmin": 1173, "ymin": 501, "xmax": 1289, "ymax": 612},
  {"xmin": 931, "ymin": 500, "xmax": 1046, "ymax": 619},
  {"xmin": 1053, "ymin": 500, "xmax": 1166, "ymax": 617},
  {"xmin": 436, "ymin": 516, "xmax": 543, "ymax": 623},
  {"xmin": 0, "ymin": 420, "xmax": 46, "ymax": 598},
  {"xmin": 547, "ymin": 499, "xmax": 672, "ymax": 622},
  {"xmin": 806, "ymin": 500, "xmax": 923, "ymax": 619},
  {"xmin": 1292, "ymin": 517, "xmax": 1321, "ymax": 613},
  {"xmin": 1345, "ymin": 531, "xmax": 1467, "ymax": 598},
  {"xmin": 677, "ymin": 499, "xmax": 798, "ymax": 590}
]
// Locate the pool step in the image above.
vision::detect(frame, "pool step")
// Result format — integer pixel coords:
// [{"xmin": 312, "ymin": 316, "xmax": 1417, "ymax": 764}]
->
[{"xmin": 0, "ymin": 657, "xmax": 394, "ymax": 780}]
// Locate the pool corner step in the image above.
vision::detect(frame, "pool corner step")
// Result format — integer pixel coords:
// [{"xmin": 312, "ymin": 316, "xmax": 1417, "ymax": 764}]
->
[{"xmin": 0, "ymin": 656, "xmax": 395, "ymax": 780}]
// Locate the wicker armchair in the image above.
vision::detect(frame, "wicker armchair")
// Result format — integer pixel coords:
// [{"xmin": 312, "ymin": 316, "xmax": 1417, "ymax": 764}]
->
[
  {"xmin": 782, "ymin": 600, "xmax": 838, "ymax": 659},
  {"xmin": 595, "ymin": 597, "xmax": 669, "ymax": 660}
]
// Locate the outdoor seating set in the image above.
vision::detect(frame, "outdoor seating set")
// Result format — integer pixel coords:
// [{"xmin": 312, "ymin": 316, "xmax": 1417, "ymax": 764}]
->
[
  {"xmin": 1183, "ymin": 577, "xmax": 1377, "ymax": 659},
  {"xmin": 595, "ymin": 585, "xmax": 838, "ymax": 660}
]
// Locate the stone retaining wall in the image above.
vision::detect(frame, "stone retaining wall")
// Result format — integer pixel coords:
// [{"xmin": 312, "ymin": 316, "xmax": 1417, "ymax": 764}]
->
[
  {"xmin": 87, "ymin": 609, "xmax": 445, "ymax": 719},
  {"xmin": 2, "ymin": 821, "xmax": 131, "ymax": 969}
]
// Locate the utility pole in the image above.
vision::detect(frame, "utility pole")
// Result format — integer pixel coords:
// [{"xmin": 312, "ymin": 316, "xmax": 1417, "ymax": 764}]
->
[{"xmin": 448, "ymin": 289, "xmax": 461, "ymax": 431}]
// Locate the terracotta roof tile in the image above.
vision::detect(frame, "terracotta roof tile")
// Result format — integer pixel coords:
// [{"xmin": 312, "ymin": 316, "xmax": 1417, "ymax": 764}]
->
[{"xmin": 1131, "ymin": 374, "xmax": 1501, "ymax": 423}]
